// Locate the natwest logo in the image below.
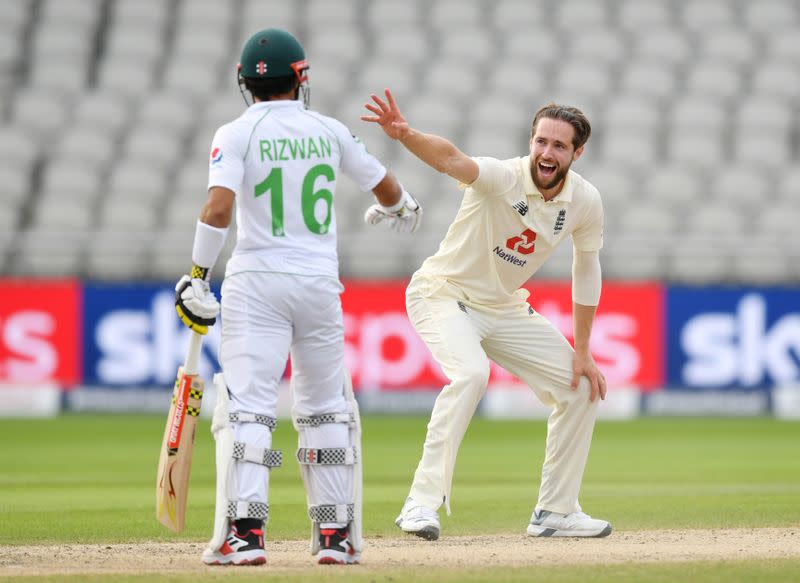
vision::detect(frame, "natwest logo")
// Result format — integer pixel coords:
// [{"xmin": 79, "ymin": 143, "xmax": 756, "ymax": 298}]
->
[{"xmin": 505, "ymin": 228, "xmax": 537, "ymax": 255}]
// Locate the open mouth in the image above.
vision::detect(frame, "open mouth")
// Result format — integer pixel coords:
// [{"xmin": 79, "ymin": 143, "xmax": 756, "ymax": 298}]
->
[{"xmin": 538, "ymin": 161, "xmax": 557, "ymax": 179}]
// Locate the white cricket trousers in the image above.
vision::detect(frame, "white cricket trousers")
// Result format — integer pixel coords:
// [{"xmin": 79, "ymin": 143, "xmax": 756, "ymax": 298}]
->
[
  {"xmin": 219, "ymin": 272, "xmax": 352, "ymax": 517},
  {"xmin": 405, "ymin": 277, "xmax": 599, "ymax": 516}
]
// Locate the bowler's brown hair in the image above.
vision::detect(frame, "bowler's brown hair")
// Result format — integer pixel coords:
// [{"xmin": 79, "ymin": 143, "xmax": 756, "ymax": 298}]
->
[{"xmin": 531, "ymin": 104, "xmax": 591, "ymax": 150}]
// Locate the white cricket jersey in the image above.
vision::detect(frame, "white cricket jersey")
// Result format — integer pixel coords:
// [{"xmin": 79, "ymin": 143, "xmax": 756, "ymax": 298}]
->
[
  {"xmin": 208, "ymin": 100, "xmax": 387, "ymax": 279},
  {"xmin": 413, "ymin": 156, "xmax": 604, "ymax": 308}
]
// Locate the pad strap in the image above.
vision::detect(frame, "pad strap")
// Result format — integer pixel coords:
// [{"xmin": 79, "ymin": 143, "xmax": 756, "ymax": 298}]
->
[
  {"xmin": 233, "ymin": 442, "xmax": 283, "ymax": 467},
  {"xmin": 229, "ymin": 411, "xmax": 277, "ymax": 431},
  {"xmin": 308, "ymin": 503, "xmax": 354, "ymax": 524},
  {"xmin": 296, "ymin": 447, "xmax": 357, "ymax": 465},
  {"xmin": 293, "ymin": 413, "xmax": 355, "ymax": 429},
  {"xmin": 227, "ymin": 500, "xmax": 269, "ymax": 520}
]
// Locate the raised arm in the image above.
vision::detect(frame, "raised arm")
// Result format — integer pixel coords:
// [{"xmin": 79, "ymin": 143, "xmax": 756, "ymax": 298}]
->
[{"xmin": 362, "ymin": 89, "xmax": 479, "ymax": 185}]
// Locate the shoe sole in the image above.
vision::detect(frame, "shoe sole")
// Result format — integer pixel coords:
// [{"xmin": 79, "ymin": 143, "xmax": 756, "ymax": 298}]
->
[
  {"xmin": 409, "ymin": 525, "xmax": 440, "ymax": 541},
  {"xmin": 526, "ymin": 524, "xmax": 612, "ymax": 538},
  {"xmin": 318, "ymin": 550, "xmax": 360, "ymax": 565},
  {"xmin": 203, "ymin": 556, "xmax": 267, "ymax": 566},
  {"xmin": 396, "ymin": 519, "xmax": 440, "ymax": 541},
  {"xmin": 202, "ymin": 549, "xmax": 267, "ymax": 566}
]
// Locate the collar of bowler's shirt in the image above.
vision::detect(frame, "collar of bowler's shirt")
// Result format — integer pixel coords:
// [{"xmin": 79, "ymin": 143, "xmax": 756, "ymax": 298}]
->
[
  {"xmin": 249, "ymin": 99, "xmax": 303, "ymax": 110},
  {"xmin": 519, "ymin": 156, "xmax": 574, "ymax": 203}
]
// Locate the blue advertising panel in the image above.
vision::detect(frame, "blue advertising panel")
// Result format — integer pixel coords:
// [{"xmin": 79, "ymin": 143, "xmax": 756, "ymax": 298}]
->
[
  {"xmin": 83, "ymin": 284, "xmax": 221, "ymax": 386},
  {"xmin": 667, "ymin": 287, "xmax": 800, "ymax": 389}
]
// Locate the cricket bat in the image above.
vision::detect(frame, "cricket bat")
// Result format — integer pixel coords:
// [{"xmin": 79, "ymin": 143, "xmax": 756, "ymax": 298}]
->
[{"xmin": 156, "ymin": 331, "xmax": 205, "ymax": 532}]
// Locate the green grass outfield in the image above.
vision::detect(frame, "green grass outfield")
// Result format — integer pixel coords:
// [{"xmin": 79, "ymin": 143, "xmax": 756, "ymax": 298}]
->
[{"xmin": 1, "ymin": 415, "xmax": 799, "ymax": 581}]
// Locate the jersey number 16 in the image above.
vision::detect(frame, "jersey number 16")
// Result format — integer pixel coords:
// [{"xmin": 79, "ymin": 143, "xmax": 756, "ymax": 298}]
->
[{"xmin": 255, "ymin": 163, "xmax": 335, "ymax": 236}]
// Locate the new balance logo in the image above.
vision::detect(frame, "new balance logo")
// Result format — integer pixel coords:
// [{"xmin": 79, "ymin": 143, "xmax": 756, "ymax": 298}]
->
[
  {"xmin": 554, "ymin": 209, "xmax": 566, "ymax": 233},
  {"xmin": 513, "ymin": 201, "xmax": 528, "ymax": 216},
  {"xmin": 457, "ymin": 301, "xmax": 468, "ymax": 314}
]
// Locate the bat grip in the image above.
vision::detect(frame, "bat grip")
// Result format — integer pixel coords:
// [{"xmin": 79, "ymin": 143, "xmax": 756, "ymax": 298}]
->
[{"xmin": 183, "ymin": 332, "xmax": 203, "ymax": 375}]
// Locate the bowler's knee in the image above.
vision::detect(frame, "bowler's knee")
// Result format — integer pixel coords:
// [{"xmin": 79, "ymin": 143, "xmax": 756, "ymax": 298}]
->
[{"xmin": 456, "ymin": 361, "xmax": 491, "ymax": 390}]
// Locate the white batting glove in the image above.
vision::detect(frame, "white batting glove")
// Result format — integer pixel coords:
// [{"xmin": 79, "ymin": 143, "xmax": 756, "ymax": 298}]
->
[
  {"xmin": 364, "ymin": 189, "xmax": 423, "ymax": 234},
  {"xmin": 174, "ymin": 274, "xmax": 220, "ymax": 335}
]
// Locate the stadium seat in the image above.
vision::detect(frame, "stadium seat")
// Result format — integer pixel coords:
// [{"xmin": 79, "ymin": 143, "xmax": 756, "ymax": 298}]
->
[
  {"xmin": 734, "ymin": 95, "xmax": 792, "ymax": 133},
  {"xmin": 669, "ymin": 238, "xmax": 733, "ymax": 284},
  {"xmin": 14, "ymin": 228, "xmax": 86, "ymax": 276},
  {"xmin": 700, "ymin": 29, "xmax": 758, "ymax": 66},
  {"xmin": 39, "ymin": 161, "xmax": 102, "ymax": 204},
  {"xmin": 734, "ymin": 132, "xmax": 791, "ymax": 169},
  {"xmin": 709, "ymin": 168, "xmax": 766, "ymax": 210},
  {"xmin": 685, "ymin": 61, "xmax": 743, "ymax": 101},
  {"xmin": 73, "ymin": 90, "xmax": 132, "ymax": 135},
  {"xmin": 430, "ymin": 0, "xmax": 484, "ymax": 29},
  {"xmin": 30, "ymin": 191, "xmax": 94, "ymax": 231},
  {"xmin": 439, "ymin": 29, "xmax": 495, "ymax": 64},
  {"xmin": 570, "ymin": 30, "xmax": 627, "ymax": 66},
  {"xmin": 767, "ymin": 29, "xmax": 800, "ymax": 61},
  {"xmin": 744, "ymin": 0, "xmax": 798, "ymax": 31},
  {"xmin": 731, "ymin": 241, "xmax": 788, "ymax": 284},
  {"xmin": 12, "ymin": 89, "xmax": 72, "ymax": 138},
  {"xmin": 666, "ymin": 131, "xmax": 724, "ymax": 169},
  {"xmin": 752, "ymin": 62, "xmax": 800, "ymax": 100},
  {"xmin": 670, "ymin": 95, "xmax": 727, "ymax": 132},
  {"xmin": 85, "ymin": 229, "xmax": 151, "ymax": 281},
  {"xmin": 107, "ymin": 161, "xmax": 169, "ymax": 202},
  {"xmin": 642, "ymin": 166, "xmax": 702, "ymax": 208},
  {"xmin": 0, "ymin": 162, "xmax": 32, "ymax": 210},
  {"xmin": 241, "ymin": 0, "xmax": 296, "ymax": 33},
  {"xmin": 682, "ymin": 1, "xmax": 736, "ymax": 30},
  {"xmin": 0, "ymin": 124, "xmax": 39, "ymax": 167},
  {"xmin": 634, "ymin": 28, "xmax": 691, "ymax": 65},
  {"xmin": 603, "ymin": 95, "xmax": 662, "ymax": 131},
  {"xmin": 619, "ymin": 61, "xmax": 678, "ymax": 101},
  {"xmin": 618, "ymin": 0, "xmax": 672, "ymax": 30},
  {"xmin": 367, "ymin": 0, "xmax": 424, "ymax": 30},
  {"xmin": 492, "ymin": 0, "xmax": 545, "ymax": 30},
  {"xmin": 54, "ymin": 127, "xmax": 117, "ymax": 170},
  {"xmin": 556, "ymin": 0, "xmax": 608, "ymax": 29}
]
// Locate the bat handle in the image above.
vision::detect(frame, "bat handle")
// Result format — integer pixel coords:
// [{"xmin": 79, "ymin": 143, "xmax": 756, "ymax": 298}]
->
[{"xmin": 183, "ymin": 332, "xmax": 203, "ymax": 375}]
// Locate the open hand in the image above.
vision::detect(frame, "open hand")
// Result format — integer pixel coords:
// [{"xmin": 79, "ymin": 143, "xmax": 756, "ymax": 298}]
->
[{"xmin": 361, "ymin": 89, "xmax": 410, "ymax": 140}]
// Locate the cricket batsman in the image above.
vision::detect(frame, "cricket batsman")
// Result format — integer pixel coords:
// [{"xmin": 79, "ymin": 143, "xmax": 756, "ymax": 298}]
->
[{"xmin": 174, "ymin": 29, "xmax": 422, "ymax": 565}]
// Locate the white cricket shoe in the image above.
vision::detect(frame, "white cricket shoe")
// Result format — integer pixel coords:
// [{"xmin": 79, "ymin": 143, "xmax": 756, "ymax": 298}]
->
[
  {"xmin": 395, "ymin": 497, "xmax": 440, "ymax": 541},
  {"xmin": 526, "ymin": 508, "xmax": 612, "ymax": 538},
  {"xmin": 202, "ymin": 523, "xmax": 267, "ymax": 565}
]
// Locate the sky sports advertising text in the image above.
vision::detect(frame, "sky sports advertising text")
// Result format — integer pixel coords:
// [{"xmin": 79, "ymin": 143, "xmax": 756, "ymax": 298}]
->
[{"xmin": 1, "ymin": 280, "xmax": 798, "ymax": 417}]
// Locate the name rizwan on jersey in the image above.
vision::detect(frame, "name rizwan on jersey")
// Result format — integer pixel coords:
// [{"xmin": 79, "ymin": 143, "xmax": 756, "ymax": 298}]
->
[{"xmin": 260, "ymin": 136, "xmax": 333, "ymax": 162}]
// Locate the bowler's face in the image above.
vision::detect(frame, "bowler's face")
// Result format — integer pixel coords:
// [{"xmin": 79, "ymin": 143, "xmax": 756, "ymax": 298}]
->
[{"xmin": 529, "ymin": 118, "xmax": 583, "ymax": 196}]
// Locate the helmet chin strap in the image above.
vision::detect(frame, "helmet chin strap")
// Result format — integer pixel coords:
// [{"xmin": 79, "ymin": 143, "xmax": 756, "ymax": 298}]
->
[{"xmin": 299, "ymin": 83, "xmax": 310, "ymax": 109}]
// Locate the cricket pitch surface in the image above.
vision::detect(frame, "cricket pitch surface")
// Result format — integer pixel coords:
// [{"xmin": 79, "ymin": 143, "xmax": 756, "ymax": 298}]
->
[{"xmin": 2, "ymin": 528, "xmax": 798, "ymax": 576}]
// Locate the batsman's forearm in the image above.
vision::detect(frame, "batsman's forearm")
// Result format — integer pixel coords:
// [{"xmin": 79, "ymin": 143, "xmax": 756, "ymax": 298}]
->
[
  {"xmin": 573, "ymin": 302, "xmax": 597, "ymax": 354},
  {"xmin": 371, "ymin": 170, "xmax": 403, "ymax": 207}
]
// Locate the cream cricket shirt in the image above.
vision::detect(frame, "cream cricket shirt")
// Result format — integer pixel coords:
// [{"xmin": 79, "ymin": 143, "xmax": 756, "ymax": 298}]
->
[{"xmin": 413, "ymin": 156, "xmax": 604, "ymax": 308}]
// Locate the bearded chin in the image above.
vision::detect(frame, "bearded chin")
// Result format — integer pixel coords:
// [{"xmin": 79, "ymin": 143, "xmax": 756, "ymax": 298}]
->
[{"xmin": 531, "ymin": 162, "xmax": 570, "ymax": 192}]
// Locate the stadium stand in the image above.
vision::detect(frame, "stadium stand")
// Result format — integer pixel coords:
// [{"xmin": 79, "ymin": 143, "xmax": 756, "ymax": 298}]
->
[{"xmin": 0, "ymin": 0, "xmax": 797, "ymax": 282}]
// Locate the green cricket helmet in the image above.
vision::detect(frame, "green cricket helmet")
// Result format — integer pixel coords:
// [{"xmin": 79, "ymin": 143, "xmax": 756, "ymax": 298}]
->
[{"xmin": 237, "ymin": 28, "xmax": 310, "ymax": 105}]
